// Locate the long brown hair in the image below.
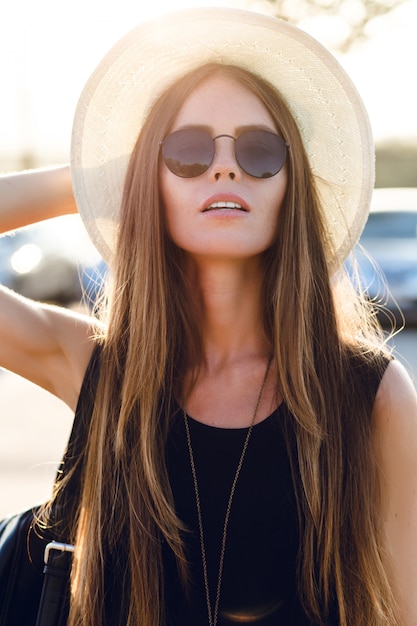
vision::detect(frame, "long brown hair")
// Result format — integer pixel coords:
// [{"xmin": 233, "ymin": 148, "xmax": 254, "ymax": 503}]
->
[{"xmin": 57, "ymin": 64, "xmax": 396, "ymax": 625}]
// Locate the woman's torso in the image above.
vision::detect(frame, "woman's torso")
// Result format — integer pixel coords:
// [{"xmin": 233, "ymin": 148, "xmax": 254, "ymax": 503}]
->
[{"xmin": 78, "ymin": 346, "xmax": 389, "ymax": 626}]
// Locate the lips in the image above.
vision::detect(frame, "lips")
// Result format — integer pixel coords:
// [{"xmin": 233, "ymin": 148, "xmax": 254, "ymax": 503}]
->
[{"xmin": 202, "ymin": 200, "xmax": 248, "ymax": 212}]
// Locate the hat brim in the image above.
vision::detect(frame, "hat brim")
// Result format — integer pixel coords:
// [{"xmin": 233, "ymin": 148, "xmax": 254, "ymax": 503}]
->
[{"xmin": 71, "ymin": 7, "xmax": 374, "ymax": 267}]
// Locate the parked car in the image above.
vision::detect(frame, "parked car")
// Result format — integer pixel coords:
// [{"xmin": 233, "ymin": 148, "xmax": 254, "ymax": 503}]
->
[
  {"xmin": 81, "ymin": 257, "xmax": 108, "ymax": 310},
  {"xmin": 0, "ymin": 215, "xmax": 103, "ymax": 305},
  {"xmin": 351, "ymin": 188, "xmax": 417, "ymax": 325}
]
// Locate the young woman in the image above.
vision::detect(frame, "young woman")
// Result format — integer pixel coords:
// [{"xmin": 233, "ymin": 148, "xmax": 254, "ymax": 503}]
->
[{"xmin": 1, "ymin": 8, "xmax": 417, "ymax": 626}]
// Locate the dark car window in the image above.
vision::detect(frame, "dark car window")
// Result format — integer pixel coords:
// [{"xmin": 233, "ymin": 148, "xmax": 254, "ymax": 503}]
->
[{"xmin": 362, "ymin": 211, "xmax": 417, "ymax": 239}]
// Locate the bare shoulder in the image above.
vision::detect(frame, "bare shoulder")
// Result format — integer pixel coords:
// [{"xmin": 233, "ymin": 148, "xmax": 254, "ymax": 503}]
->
[
  {"xmin": 0, "ymin": 285, "xmax": 102, "ymax": 410},
  {"xmin": 373, "ymin": 359, "xmax": 417, "ymax": 430},
  {"xmin": 372, "ymin": 361, "xmax": 417, "ymax": 622},
  {"xmin": 372, "ymin": 359, "xmax": 417, "ymax": 464}
]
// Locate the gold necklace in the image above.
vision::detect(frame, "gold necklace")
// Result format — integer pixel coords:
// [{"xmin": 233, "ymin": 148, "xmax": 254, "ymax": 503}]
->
[{"xmin": 183, "ymin": 356, "xmax": 272, "ymax": 626}]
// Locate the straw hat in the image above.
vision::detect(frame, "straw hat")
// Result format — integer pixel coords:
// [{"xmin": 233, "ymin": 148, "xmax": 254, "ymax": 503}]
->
[{"xmin": 71, "ymin": 7, "xmax": 374, "ymax": 267}]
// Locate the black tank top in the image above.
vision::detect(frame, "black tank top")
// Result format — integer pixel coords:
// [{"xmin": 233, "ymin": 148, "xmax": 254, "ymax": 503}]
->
[{"xmin": 164, "ymin": 404, "xmax": 313, "ymax": 625}]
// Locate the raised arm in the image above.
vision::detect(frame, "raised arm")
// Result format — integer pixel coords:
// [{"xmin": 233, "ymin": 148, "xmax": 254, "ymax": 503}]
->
[
  {"xmin": 0, "ymin": 165, "xmax": 77, "ymax": 233},
  {"xmin": 0, "ymin": 166, "xmax": 97, "ymax": 409},
  {"xmin": 373, "ymin": 360, "xmax": 417, "ymax": 624}
]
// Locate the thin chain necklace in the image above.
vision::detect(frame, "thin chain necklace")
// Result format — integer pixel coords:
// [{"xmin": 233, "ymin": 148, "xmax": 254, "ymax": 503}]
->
[{"xmin": 183, "ymin": 356, "xmax": 272, "ymax": 626}]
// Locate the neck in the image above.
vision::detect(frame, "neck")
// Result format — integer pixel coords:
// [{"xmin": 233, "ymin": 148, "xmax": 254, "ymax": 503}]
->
[
  {"xmin": 186, "ymin": 256, "xmax": 270, "ymax": 368},
  {"xmin": 181, "ymin": 256, "xmax": 277, "ymax": 428}
]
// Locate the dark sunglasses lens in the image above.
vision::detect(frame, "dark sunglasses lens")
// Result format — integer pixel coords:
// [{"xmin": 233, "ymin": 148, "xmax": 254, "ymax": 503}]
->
[
  {"xmin": 162, "ymin": 129, "xmax": 214, "ymax": 178},
  {"xmin": 236, "ymin": 130, "xmax": 287, "ymax": 178}
]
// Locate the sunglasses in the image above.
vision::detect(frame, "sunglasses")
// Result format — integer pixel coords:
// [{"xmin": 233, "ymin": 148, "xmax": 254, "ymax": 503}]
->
[{"xmin": 160, "ymin": 128, "xmax": 289, "ymax": 179}]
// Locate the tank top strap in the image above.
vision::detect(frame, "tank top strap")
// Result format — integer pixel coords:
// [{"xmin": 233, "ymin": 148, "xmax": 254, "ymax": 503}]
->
[{"xmin": 55, "ymin": 342, "xmax": 103, "ymax": 491}]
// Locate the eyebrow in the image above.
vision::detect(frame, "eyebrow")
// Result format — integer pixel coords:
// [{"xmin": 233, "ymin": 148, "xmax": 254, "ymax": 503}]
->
[{"xmin": 173, "ymin": 123, "xmax": 278, "ymax": 135}]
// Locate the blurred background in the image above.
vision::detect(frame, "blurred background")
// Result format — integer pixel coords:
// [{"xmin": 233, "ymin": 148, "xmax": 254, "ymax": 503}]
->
[{"xmin": 1, "ymin": 0, "xmax": 416, "ymax": 517}]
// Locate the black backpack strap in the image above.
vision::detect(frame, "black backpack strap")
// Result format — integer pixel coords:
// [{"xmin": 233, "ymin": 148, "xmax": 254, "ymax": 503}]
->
[{"xmin": 35, "ymin": 543, "xmax": 75, "ymax": 626}]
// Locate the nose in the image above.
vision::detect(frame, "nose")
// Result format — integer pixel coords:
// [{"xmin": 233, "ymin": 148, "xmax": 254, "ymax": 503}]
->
[{"xmin": 210, "ymin": 135, "xmax": 240, "ymax": 181}]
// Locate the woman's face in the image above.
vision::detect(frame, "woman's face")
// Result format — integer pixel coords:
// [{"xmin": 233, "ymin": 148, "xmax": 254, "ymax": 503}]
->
[{"xmin": 159, "ymin": 73, "xmax": 288, "ymax": 262}]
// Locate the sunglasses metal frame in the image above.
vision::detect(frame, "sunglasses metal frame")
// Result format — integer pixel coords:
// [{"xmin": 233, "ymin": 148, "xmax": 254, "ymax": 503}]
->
[{"xmin": 160, "ymin": 128, "xmax": 289, "ymax": 179}]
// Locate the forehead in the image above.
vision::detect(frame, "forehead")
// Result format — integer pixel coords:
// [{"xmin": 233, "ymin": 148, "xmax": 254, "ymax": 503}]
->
[{"xmin": 171, "ymin": 73, "xmax": 277, "ymax": 132}]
